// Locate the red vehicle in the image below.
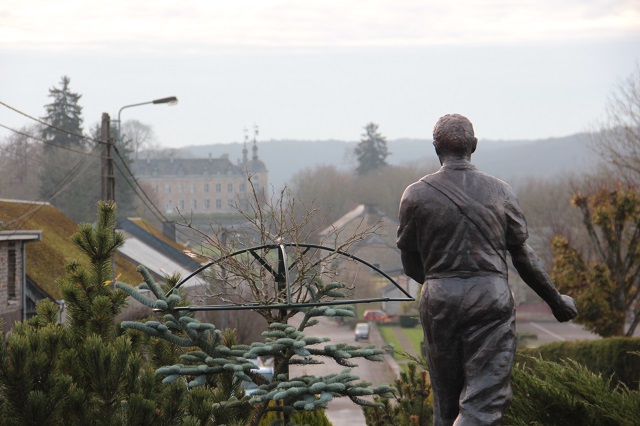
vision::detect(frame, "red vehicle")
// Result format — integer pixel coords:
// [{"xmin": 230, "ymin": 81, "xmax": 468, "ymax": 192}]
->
[{"xmin": 363, "ymin": 309, "xmax": 391, "ymax": 322}]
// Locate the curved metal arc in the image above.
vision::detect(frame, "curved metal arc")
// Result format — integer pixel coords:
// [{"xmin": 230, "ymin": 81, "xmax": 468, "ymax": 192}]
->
[
  {"xmin": 160, "ymin": 296, "xmax": 413, "ymax": 312},
  {"xmin": 166, "ymin": 242, "xmax": 414, "ymax": 307},
  {"xmin": 166, "ymin": 244, "xmax": 272, "ymax": 296}
]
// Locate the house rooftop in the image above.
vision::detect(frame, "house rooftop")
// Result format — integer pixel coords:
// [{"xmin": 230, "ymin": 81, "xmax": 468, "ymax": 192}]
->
[{"xmin": 0, "ymin": 199, "xmax": 141, "ymax": 299}]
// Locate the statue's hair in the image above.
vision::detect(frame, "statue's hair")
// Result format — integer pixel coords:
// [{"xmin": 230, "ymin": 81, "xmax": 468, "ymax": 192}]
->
[{"xmin": 432, "ymin": 114, "xmax": 477, "ymax": 156}]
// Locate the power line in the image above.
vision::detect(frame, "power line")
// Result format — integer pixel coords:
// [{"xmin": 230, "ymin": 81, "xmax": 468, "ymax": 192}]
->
[
  {"xmin": 0, "ymin": 100, "xmax": 105, "ymax": 146},
  {"xmin": 1, "ymin": 100, "xmax": 195, "ymax": 241},
  {"xmin": 112, "ymin": 158, "xmax": 167, "ymax": 224},
  {"xmin": 111, "ymin": 147, "xmax": 194, "ymax": 242},
  {"xmin": 0, "ymin": 122, "xmax": 102, "ymax": 157},
  {"xmin": 112, "ymin": 145, "xmax": 169, "ymax": 223},
  {"xmin": 0, "ymin": 144, "xmax": 101, "ymax": 229}
]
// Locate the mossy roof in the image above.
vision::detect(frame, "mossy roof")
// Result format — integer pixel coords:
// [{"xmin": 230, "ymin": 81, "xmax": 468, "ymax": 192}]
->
[{"xmin": 0, "ymin": 200, "xmax": 141, "ymax": 300}]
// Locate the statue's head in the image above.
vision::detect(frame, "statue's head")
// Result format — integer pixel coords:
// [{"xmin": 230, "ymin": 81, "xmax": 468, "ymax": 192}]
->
[{"xmin": 432, "ymin": 114, "xmax": 477, "ymax": 159}]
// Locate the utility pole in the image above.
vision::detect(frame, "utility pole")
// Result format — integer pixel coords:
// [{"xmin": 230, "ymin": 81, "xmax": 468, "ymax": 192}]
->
[
  {"xmin": 101, "ymin": 112, "xmax": 115, "ymax": 201},
  {"xmin": 101, "ymin": 113, "xmax": 116, "ymax": 281}
]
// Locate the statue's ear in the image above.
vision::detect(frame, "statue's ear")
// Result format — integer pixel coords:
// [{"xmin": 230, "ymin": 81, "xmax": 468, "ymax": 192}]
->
[{"xmin": 470, "ymin": 138, "xmax": 477, "ymax": 154}]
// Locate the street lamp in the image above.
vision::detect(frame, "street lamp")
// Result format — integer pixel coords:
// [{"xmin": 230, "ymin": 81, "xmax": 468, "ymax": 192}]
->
[
  {"xmin": 117, "ymin": 96, "xmax": 178, "ymax": 125},
  {"xmin": 103, "ymin": 95, "xmax": 178, "ymax": 201},
  {"xmin": 115, "ymin": 96, "xmax": 178, "ymax": 141}
]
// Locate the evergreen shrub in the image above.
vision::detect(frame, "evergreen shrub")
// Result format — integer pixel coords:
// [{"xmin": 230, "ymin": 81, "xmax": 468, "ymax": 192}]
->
[
  {"xmin": 517, "ymin": 337, "xmax": 640, "ymax": 389},
  {"xmin": 505, "ymin": 356, "xmax": 640, "ymax": 426}
]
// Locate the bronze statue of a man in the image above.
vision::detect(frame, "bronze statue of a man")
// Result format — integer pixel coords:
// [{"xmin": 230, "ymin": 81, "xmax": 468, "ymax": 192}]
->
[{"xmin": 397, "ymin": 114, "xmax": 577, "ymax": 426}]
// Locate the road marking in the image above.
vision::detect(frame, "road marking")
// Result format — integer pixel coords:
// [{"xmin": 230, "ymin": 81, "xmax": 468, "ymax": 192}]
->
[{"xmin": 530, "ymin": 322, "xmax": 566, "ymax": 341}]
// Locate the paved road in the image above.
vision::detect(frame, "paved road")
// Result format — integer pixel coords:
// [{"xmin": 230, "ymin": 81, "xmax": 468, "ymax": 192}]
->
[
  {"xmin": 517, "ymin": 320, "xmax": 599, "ymax": 345},
  {"xmin": 288, "ymin": 314, "xmax": 397, "ymax": 426}
]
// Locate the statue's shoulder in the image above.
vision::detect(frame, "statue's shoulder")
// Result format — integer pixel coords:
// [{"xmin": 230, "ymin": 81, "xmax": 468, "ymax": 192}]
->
[{"xmin": 401, "ymin": 172, "xmax": 441, "ymax": 202}]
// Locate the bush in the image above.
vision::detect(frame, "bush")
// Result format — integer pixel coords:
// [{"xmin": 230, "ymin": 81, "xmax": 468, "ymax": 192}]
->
[
  {"xmin": 363, "ymin": 362, "xmax": 433, "ymax": 425},
  {"xmin": 398, "ymin": 316, "xmax": 419, "ymax": 328},
  {"xmin": 258, "ymin": 401, "xmax": 332, "ymax": 426},
  {"xmin": 517, "ymin": 337, "xmax": 640, "ymax": 389},
  {"xmin": 505, "ymin": 356, "xmax": 640, "ymax": 426}
]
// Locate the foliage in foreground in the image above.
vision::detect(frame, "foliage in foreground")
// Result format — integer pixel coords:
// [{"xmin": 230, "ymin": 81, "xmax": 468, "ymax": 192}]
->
[
  {"xmin": 518, "ymin": 337, "xmax": 640, "ymax": 390},
  {"xmin": 362, "ymin": 342, "xmax": 640, "ymax": 426},
  {"xmin": 118, "ymin": 272, "xmax": 395, "ymax": 426},
  {"xmin": 116, "ymin": 178, "xmax": 397, "ymax": 425},
  {"xmin": 363, "ymin": 358, "xmax": 433, "ymax": 426},
  {"xmin": 0, "ymin": 202, "xmax": 188, "ymax": 425},
  {"xmin": 0, "ymin": 202, "xmax": 256, "ymax": 425},
  {"xmin": 505, "ymin": 356, "xmax": 640, "ymax": 426}
]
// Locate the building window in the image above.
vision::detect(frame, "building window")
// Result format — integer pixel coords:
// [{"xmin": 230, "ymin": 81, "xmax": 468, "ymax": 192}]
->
[
  {"xmin": 227, "ymin": 183, "xmax": 233, "ymax": 192},
  {"xmin": 216, "ymin": 199, "xmax": 222, "ymax": 209},
  {"xmin": 205, "ymin": 199, "xmax": 210, "ymax": 209},
  {"xmin": 204, "ymin": 183, "xmax": 209, "ymax": 193},
  {"xmin": 165, "ymin": 184, "xmax": 171, "ymax": 194},
  {"xmin": 154, "ymin": 184, "xmax": 158, "ymax": 193},
  {"xmin": 240, "ymin": 183, "xmax": 246, "ymax": 192},
  {"xmin": 179, "ymin": 184, "xmax": 184, "ymax": 194},
  {"xmin": 7, "ymin": 242, "xmax": 16, "ymax": 299},
  {"xmin": 216, "ymin": 183, "xmax": 221, "ymax": 193},
  {"xmin": 166, "ymin": 200, "xmax": 173, "ymax": 214},
  {"xmin": 192, "ymin": 199, "xmax": 197, "ymax": 210},
  {"xmin": 190, "ymin": 183, "xmax": 196, "ymax": 194},
  {"xmin": 180, "ymin": 200, "xmax": 185, "ymax": 210}
]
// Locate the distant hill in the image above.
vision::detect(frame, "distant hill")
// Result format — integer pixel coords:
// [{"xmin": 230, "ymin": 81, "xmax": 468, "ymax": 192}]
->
[{"xmin": 179, "ymin": 133, "xmax": 599, "ymax": 190}]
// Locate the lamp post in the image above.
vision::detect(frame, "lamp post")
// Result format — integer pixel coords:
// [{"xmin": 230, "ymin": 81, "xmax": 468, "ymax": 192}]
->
[
  {"xmin": 103, "ymin": 96, "xmax": 178, "ymax": 201},
  {"xmin": 114, "ymin": 96, "xmax": 178, "ymax": 147},
  {"xmin": 117, "ymin": 96, "xmax": 178, "ymax": 128}
]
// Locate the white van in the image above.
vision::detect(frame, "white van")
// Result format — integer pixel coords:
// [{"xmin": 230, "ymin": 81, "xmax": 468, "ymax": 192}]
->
[{"xmin": 354, "ymin": 322, "xmax": 370, "ymax": 341}]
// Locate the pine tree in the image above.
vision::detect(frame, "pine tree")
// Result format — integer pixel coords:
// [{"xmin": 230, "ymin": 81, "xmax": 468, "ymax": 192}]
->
[
  {"xmin": 41, "ymin": 76, "xmax": 84, "ymax": 150},
  {"xmin": 363, "ymin": 360, "xmax": 433, "ymax": 426},
  {"xmin": 355, "ymin": 123, "xmax": 389, "ymax": 176},
  {"xmin": 0, "ymin": 202, "xmax": 191, "ymax": 425},
  {"xmin": 38, "ymin": 76, "xmax": 100, "ymax": 222}
]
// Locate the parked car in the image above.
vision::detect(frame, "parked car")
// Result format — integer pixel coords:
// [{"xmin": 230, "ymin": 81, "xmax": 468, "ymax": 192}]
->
[
  {"xmin": 363, "ymin": 309, "xmax": 391, "ymax": 322},
  {"xmin": 354, "ymin": 322, "xmax": 370, "ymax": 341}
]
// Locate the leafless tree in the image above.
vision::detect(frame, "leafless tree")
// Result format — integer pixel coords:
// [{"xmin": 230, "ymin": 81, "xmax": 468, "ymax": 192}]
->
[
  {"xmin": 590, "ymin": 63, "xmax": 640, "ymax": 184},
  {"xmin": 0, "ymin": 124, "xmax": 42, "ymax": 200},
  {"xmin": 177, "ymin": 174, "xmax": 383, "ymax": 326},
  {"xmin": 120, "ymin": 119, "xmax": 159, "ymax": 159}
]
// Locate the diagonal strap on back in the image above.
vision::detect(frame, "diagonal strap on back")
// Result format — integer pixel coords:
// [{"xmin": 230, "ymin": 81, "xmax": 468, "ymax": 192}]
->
[{"xmin": 420, "ymin": 173, "xmax": 504, "ymax": 257}]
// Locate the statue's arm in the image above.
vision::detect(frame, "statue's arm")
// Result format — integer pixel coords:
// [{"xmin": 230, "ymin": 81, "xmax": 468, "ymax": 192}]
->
[
  {"xmin": 509, "ymin": 243, "xmax": 577, "ymax": 322},
  {"xmin": 401, "ymin": 251, "xmax": 425, "ymax": 284},
  {"xmin": 397, "ymin": 187, "xmax": 425, "ymax": 284}
]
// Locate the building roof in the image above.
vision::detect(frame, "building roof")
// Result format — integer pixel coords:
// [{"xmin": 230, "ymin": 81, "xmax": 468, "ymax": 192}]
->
[
  {"xmin": 0, "ymin": 230, "xmax": 42, "ymax": 242},
  {"xmin": 319, "ymin": 204, "xmax": 389, "ymax": 237},
  {"xmin": 0, "ymin": 199, "xmax": 142, "ymax": 299},
  {"xmin": 116, "ymin": 218, "xmax": 208, "ymax": 290},
  {"xmin": 318, "ymin": 203, "xmax": 398, "ymax": 250},
  {"xmin": 121, "ymin": 218, "xmax": 206, "ymax": 266},
  {"xmin": 132, "ymin": 155, "xmax": 267, "ymax": 178}
]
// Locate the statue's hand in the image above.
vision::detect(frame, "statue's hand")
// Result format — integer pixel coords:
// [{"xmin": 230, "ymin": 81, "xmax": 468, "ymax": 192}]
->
[{"xmin": 552, "ymin": 294, "xmax": 578, "ymax": 323}]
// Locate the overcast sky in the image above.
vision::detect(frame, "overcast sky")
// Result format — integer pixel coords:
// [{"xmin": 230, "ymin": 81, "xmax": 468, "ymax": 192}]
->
[{"xmin": 1, "ymin": 0, "xmax": 639, "ymax": 148}]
